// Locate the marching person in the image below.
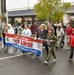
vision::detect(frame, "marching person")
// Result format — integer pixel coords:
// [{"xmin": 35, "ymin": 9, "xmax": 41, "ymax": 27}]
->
[
  {"xmin": 65, "ymin": 23, "xmax": 72, "ymax": 49},
  {"xmin": 21, "ymin": 24, "xmax": 32, "ymax": 54},
  {"xmin": 21, "ymin": 24, "xmax": 32, "ymax": 37},
  {"xmin": 44, "ymin": 28, "xmax": 57, "ymax": 64},
  {"xmin": 55, "ymin": 23, "xmax": 64, "ymax": 49},
  {"xmin": 68, "ymin": 28, "xmax": 74, "ymax": 61},
  {"xmin": 2, "ymin": 22, "xmax": 8, "ymax": 49},
  {"xmin": 0, "ymin": 31, "xmax": 2, "ymax": 45},
  {"xmin": 4, "ymin": 24, "xmax": 14, "ymax": 52},
  {"xmin": 35, "ymin": 24, "xmax": 48, "ymax": 58},
  {"xmin": 17, "ymin": 23, "xmax": 24, "ymax": 35},
  {"xmin": 7, "ymin": 24, "xmax": 14, "ymax": 34}
]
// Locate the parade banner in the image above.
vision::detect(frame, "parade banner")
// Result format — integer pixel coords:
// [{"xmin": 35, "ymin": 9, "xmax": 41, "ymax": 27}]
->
[{"xmin": 5, "ymin": 33, "xmax": 43, "ymax": 56}]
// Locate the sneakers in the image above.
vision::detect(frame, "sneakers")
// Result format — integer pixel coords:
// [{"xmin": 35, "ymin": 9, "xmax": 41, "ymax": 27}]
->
[
  {"xmin": 20, "ymin": 52, "xmax": 23, "ymax": 55},
  {"xmin": 53, "ymin": 59, "xmax": 57, "ymax": 62},
  {"xmin": 0, "ymin": 43, "xmax": 4, "ymax": 49},
  {"xmin": 66, "ymin": 47, "xmax": 69, "ymax": 50},
  {"xmin": 68, "ymin": 59, "xmax": 72, "ymax": 61},
  {"xmin": 3, "ymin": 47, "xmax": 7, "ymax": 52},
  {"xmin": 44, "ymin": 61, "xmax": 48, "ymax": 64},
  {"xmin": 55, "ymin": 46, "xmax": 58, "ymax": 49},
  {"xmin": 33, "ymin": 55, "xmax": 40, "ymax": 59}
]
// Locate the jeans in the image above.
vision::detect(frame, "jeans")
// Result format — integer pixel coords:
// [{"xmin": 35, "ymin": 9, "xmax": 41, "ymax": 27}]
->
[
  {"xmin": 46, "ymin": 45, "xmax": 56, "ymax": 61},
  {"xmin": 69, "ymin": 46, "xmax": 74, "ymax": 59}
]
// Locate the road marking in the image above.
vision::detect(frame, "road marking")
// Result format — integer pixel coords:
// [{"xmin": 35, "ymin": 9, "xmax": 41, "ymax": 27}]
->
[{"xmin": 0, "ymin": 54, "xmax": 26, "ymax": 61}]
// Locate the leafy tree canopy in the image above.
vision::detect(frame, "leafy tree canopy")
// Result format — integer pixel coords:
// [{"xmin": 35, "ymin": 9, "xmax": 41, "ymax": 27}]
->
[{"xmin": 34, "ymin": 0, "xmax": 71, "ymax": 22}]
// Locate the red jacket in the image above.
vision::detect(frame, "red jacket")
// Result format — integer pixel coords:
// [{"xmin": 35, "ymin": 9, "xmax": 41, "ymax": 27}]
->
[
  {"xmin": 69, "ymin": 34, "xmax": 74, "ymax": 47},
  {"xmin": 65, "ymin": 27, "xmax": 72, "ymax": 35}
]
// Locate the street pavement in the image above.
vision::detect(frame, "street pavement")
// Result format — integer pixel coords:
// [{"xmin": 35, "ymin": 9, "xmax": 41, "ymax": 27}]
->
[{"xmin": 0, "ymin": 45, "xmax": 74, "ymax": 75}]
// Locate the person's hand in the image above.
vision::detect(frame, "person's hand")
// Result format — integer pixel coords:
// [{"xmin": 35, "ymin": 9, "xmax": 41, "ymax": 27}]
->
[
  {"xmin": 45, "ymin": 39, "xmax": 48, "ymax": 41},
  {"xmin": 50, "ymin": 40, "xmax": 54, "ymax": 42},
  {"xmin": 34, "ymin": 37, "xmax": 38, "ymax": 40}
]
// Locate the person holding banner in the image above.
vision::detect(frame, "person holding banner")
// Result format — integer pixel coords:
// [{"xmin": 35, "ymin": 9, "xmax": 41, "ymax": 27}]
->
[
  {"xmin": 21, "ymin": 24, "xmax": 32, "ymax": 54},
  {"xmin": 2, "ymin": 22, "xmax": 8, "ymax": 50},
  {"xmin": 35, "ymin": 24, "xmax": 48, "ymax": 58},
  {"xmin": 0, "ymin": 32, "xmax": 2, "ymax": 45},
  {"xmin": 21, "ymin": 24, "xmax": 32, "ymax": 37},
  {"xmin": 7, "ymin": 24, "xmax": 14, "ymax": 34},
  {"xmin": 4, "ymin": 24, "xmax": 14, "ymax": 52},
  {"xmin": 44, "ymin": 28, "xmax": 57, "ymax": 65}
]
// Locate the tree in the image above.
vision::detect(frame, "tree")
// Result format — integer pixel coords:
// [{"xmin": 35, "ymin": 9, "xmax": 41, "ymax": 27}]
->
[{"xmin": 34, "ymin": 0, "xmax": 71, "ymax": 22}]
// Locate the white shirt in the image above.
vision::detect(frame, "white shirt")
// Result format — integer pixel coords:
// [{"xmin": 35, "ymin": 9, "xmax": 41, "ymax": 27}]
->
[
  {"xmin": 8, "ymin": 28, "xmax": 14, "ymax": 34},
  {"xmin": 56, "ymin": 28, "xmax": 64, "ymax": 38},
  {"xmin": 21, "ymin": 29, "xmax": 32, "ymax": 37}
]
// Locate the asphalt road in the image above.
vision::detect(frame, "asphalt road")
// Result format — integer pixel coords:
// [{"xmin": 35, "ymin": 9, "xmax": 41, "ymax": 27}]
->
[{"xmin": 0, "ymin": 45, "xmax": 74, "ymax": 75}]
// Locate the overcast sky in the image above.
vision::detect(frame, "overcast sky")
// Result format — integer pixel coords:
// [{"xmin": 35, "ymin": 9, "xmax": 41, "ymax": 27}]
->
[
  {"xmin": 6, "ymin": 0, "xmax": 38, "ymax": 10},
  {"xmin": 6, "ymin": 0, "xmax": 74, "ymax": 10}
]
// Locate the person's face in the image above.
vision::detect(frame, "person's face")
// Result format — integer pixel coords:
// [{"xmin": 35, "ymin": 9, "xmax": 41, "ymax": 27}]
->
[
  {"xmin": 48, "ymin": 23, "xmax": 51, "ymax": 27},
  {"xmin": 57, "ymin": 26, "xmax": 61, "ymax": 29},
  {"xmin": 48, "ymin": 29, "xmax": 53, "ymax": 34},
  {"xmin": 40, "ymin": 25, "xmax": 44, "ymax": 30},
  {"xmin": 72, "ymin": 31, "xmax": 74, "ymax": 34},
  {"xmin": 67, "ymin": 24, "xmax": 71, "ymax": 27},
  {"xmin": 8, "ymin": 26, "xmax": 10, "ymax": 29}
]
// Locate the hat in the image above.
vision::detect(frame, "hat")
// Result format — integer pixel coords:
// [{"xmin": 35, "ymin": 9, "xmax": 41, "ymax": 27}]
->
[
  {"xmin": 57, "ymin": 23, "xmax": 62, "ymax": 26},
  {"xmin": 8, "ymin": 24, "xmax": 12, "ymax": 27}
]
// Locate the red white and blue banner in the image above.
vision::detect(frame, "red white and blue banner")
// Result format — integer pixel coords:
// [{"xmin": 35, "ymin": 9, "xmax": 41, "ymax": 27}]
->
[{"xmin": 5, "ymin": 33, "xmax": 43, "ymax": 56}]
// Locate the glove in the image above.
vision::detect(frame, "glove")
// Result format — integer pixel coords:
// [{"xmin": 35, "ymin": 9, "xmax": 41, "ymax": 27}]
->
[{"xmin": 34, "ymin": 37, "xmax": 38, "ymax": 40}]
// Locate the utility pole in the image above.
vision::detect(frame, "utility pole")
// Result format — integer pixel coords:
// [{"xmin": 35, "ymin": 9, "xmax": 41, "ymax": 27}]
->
[
  {"xmin": 1, "ymin": 0, "xmax": 6, "ymax": 23},
  {"xmin": 3, "ymin": 0, "xmax": 6, "ymax": 22},
  {"xmin": 1, "ymin": 0, "xmax": 6, "ymax": 28}
]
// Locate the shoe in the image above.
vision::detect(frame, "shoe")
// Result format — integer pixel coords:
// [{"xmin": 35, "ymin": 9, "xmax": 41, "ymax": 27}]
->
[
  {"xmin": 60, "ymin": 46, "xmax": 63, "ymax": 48},
  {"xmin": 66, "ymin": 47, "xmax": 69, "ymax": 50},
  {"xmin": 53, "ymin": 59, "xmax": 57, "ymax": 62},
  {"xmin": 3, "ymin": 47, "xmax": 7, "ymax": 52},
  {"xmin": 68, "ymin": 59, "xmax": 72, "ymax": 61},
  {"xmin": 20, "ymin": 52, "xmax": 23, "ymax": 55},
  {"xmin": 44, "ymin": 61, "xmax": 48, "ymax": 64},
  {"xmin": 33, "ymin": 55, "xmax": 39, "ymax": 59},
  {"xmin": 55, "ymin": 46, "xmax": 58, "ymax": 49}
]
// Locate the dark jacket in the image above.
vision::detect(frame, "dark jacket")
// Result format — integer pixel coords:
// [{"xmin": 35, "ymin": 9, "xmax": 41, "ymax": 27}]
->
[
  {"xmin": 47, "ymin": 33, "xmax": 57, "ymax": 46},
  {"xmin": 37, "ymin": 29, "xmax": 48, "ymax": 39}
]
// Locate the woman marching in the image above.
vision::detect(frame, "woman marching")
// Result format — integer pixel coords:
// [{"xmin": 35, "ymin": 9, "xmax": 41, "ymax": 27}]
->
[
  {"xmin": 44, "ymin": 28, "xmax": 57, "ymax": 65},
  {"xmin": 35, "ymin": 24, "xmax": 48, "ymax": 58}
]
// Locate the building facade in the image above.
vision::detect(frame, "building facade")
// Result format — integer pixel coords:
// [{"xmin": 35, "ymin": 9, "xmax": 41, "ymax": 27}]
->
[{"xmin": 63, "ymin": 2, "xmax": 74, "ymax": 25}]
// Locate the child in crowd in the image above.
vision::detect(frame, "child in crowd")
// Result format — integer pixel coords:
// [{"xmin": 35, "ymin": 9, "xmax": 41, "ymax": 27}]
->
[
  {"xmin": 44, "ymin": 28, "xmax": 57, "ymax": 64},
  {"xmin": 68, "ymin": 28, "xmax": 74, "ymax": 61}
]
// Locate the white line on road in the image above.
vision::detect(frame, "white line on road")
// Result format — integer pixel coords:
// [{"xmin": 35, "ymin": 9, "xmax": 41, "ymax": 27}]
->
[{"xmin": 0, "ymin": 54, "xmax": 26, "ymax": 61}]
